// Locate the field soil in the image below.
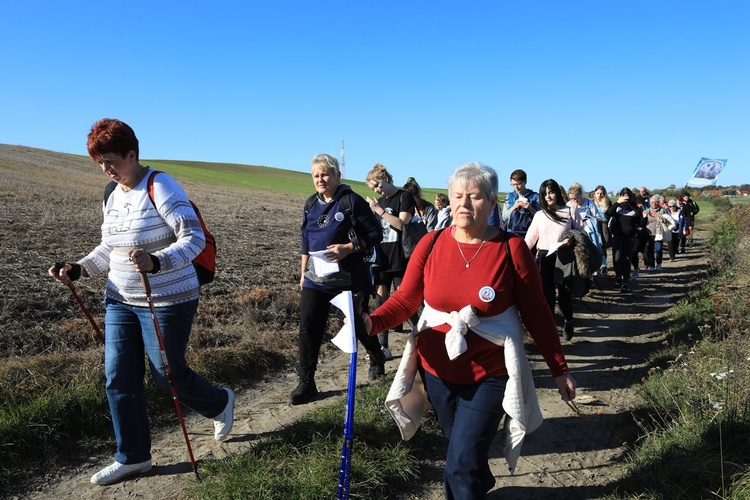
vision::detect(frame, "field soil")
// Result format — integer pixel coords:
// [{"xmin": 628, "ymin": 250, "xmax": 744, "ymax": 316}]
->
[{"xmin": 1, "ymin": 145, "xmax": 709, "ymax": 499}]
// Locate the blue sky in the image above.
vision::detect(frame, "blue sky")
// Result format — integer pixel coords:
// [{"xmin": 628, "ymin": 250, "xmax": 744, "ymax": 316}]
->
[{"xmin": 2, "ymin": 1, "xmax": 748, "ymax": 193}]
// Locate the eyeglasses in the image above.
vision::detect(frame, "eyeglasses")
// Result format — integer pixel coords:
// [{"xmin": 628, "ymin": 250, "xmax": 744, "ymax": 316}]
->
[{"xmin": 510, "ymin": 182, "xmax": 525, "ymax": 187}]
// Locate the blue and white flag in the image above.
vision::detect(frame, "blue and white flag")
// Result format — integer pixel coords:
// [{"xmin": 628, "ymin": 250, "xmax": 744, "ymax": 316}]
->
[{"xmin": 687, "ymin": 157, "xmax": 727, "ymax": 187}]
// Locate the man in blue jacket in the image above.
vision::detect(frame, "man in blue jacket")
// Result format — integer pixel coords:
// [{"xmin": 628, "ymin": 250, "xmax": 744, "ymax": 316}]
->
[{"xmin": 501, "ymin": 169, "xmax": 541, "ymax": 237}]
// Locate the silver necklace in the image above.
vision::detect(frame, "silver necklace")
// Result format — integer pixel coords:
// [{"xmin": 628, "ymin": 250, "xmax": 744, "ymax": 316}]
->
[{"xmin": 456, "ymin": 238, "xmax": 486, "ymax": 268}]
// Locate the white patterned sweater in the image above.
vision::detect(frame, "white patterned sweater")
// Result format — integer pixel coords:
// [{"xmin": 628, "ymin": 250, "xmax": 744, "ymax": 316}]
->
[{"xmin": 78, "ymin": 169, "xmax": 205, "ymax": 307}]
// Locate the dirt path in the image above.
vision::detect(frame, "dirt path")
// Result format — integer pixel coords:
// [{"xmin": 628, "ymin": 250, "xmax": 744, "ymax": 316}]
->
[{"xmin": 16, "ymin": 244, "xmax": 707, "ymax": 500}]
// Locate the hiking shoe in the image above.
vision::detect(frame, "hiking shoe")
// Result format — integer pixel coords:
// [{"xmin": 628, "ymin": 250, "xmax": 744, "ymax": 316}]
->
[
  {"xmin": 288, "ymin": 376, "xmax": 318, "ymax": 405},
  {"xmin": 381, "ymin": 345, "xmax": 393, "ymax": 361},
  {"xmin": 631, "ymin": 268, "xmax": 639, "ymax": 280},
  {"xmin": 369, "ymin": 362, "xmax": 385, "ymax": 381},
  {"xmin": 614, "ymin": 279, "xmax": 622, "ymax": 289},
  {"xmin": 620, "ymin": 283, "xmax": 630, "ymax": 293},
  {"xmin": 599, "ymin": 266, "xmax": 607, "ymax": 275},
  {"xmin": 213, "ymin": 388, "xmax": 235, "ymax": 441},
  {"xmin": 655, "ymin": 264, "xmax": 662, "ymax": 270},
  {"xmin": 563, "ymin": 320, "xmax": 574, "ymax": 341},
  {"xmin": 90, "ymin": 460, "xmax": 152, "ymax": 485}
]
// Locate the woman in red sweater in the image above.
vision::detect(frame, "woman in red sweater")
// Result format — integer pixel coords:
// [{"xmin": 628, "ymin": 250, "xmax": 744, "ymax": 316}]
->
[{"xmin": 363, "ymin": 162, "xmax": 576, "ymax": 499}]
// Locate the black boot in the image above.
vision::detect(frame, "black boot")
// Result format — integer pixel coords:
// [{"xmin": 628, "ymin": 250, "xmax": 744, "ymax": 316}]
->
[
  {"xmin": 288, "ymin": 371, "xmax": 318, "ymax": 405},
  {"xmin": 563, "ymin": 319, "xmax": 574, "ymax": 341},
  {"xmin": 368, "ymin": 348, "xmax": 386, "ymax": 381}
]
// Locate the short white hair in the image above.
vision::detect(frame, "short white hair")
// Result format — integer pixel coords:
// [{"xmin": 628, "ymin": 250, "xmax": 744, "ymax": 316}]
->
[{"xmin": 448, "ymin": 162, "xmax": 498, "ymax": 201}]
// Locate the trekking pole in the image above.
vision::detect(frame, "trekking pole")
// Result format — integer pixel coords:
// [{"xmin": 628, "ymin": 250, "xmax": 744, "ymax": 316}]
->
[
  {"xmin": 66, "ymin": 282, "xmax": 106, "ymax": 344},
  {"xmin": 139, "ymin": 271, "xmax": 200, "ymax": 481},
  {"xmin": 337, "ymin": 292, "xmax": 364, "ymax": 499},
  {"xmin": 338, "ymin": 348, "xmax": 356, "ymax": 499},
  {"xmin": 54, "ymin": 263, "xmax": 105, "ymax": 344}
]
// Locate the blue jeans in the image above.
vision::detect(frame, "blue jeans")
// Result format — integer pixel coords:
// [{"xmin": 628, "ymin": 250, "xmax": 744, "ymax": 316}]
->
[
  {"xmin": 423, "ymin": 371, "xmax": 508, "ymax": 499},
  {"xmin": 104, "ymin": 298, "xmax": 227, "ymax": 464}
]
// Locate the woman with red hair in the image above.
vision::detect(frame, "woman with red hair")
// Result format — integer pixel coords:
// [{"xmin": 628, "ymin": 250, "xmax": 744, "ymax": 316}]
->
[{"xmin": 49, "ymin": 119, "xmax": 234, "ymax": 485}]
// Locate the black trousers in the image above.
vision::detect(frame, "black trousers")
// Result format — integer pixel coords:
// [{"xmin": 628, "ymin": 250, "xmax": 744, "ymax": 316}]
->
[
  {"xmin": 538, "ymin": 250, "xmax": 573, "ymax": 323},
  {"xmin": 297, "ymin": 287, "xmax": 381, "ymax": 375}
]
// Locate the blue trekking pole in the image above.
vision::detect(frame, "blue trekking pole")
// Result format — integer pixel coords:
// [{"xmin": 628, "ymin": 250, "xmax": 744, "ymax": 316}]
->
[
  {"xmin": 338, "ymin": 343, "xmax": 357, "ymax": 498},
  {"xmin": 334, "ymin": 292, "xmax": 365, "ymax": 499}
]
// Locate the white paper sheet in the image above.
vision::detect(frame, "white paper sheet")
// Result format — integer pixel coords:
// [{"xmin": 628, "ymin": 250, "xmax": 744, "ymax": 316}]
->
[{"xmin": 309, "ymin": 249, "xmax": 339, "ymax": 277}]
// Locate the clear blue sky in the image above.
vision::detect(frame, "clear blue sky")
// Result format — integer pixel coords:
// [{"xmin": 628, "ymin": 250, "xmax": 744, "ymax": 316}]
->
[{"xmin": 2, "ymin": 1, "xmax": 748, "ymax": 193}]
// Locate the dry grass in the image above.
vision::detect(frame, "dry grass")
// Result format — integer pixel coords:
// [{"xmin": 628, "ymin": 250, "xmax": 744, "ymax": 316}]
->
[{"xmin": 0, "ymin": 144, "xmax": 311, "ymax": 382}]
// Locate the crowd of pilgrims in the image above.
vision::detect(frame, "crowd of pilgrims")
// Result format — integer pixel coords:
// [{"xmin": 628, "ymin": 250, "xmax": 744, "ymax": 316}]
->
[
  {"xmin": 291, "ymin": 158, "xmax": 702, "ymax": 497},
  {"xmin": 292, "ymin": 159, "xmax": 702, "ymax": 407},
  {"xmin": 56, "ymin": 120, "xmax": 699, "ymax": 494}
]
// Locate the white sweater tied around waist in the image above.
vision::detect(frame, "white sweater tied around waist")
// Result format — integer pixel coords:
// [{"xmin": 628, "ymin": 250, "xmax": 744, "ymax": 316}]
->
[{"xmin": 384, "ymin": 301, "xmax": 544, "ymax": 474}]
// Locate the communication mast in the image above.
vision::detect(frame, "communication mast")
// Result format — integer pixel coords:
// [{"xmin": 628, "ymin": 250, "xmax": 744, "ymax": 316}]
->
[{"xmin": 340, "ymin": 140, "xmax": 346, "ymax": 179}]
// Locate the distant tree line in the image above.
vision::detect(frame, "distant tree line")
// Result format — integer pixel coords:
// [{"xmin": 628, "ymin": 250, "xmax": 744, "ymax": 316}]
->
[{"xmin": 643, "ymin": 184, "xmax": 748, "ymax": 210}]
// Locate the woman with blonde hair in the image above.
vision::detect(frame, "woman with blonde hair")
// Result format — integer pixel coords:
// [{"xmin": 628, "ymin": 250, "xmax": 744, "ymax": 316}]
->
[
  {"xmin": 291, "ymin": 154, "xmax": 386, "ymax": 404},
  {"xmin": 365, "ymin": 163, "xmax": 416, "ymax": 358},
  {"xmin": 567, "ymin": 183, "xmax": 604, "ymax": 273}
]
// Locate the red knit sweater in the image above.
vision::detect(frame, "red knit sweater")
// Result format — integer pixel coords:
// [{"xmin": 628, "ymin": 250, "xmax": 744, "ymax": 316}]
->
[{"xmin": 370, "ymin": 228, "xmax": 569, "ymax": 384}]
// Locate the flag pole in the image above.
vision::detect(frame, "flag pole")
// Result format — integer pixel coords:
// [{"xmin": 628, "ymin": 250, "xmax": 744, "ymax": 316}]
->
[{"xmin": 336, "ymin": 292, "xmax": 364, "ymax": 499}]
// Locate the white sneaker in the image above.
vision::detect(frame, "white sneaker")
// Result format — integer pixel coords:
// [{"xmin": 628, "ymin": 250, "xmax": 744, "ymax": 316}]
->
[
  {"xmin": 381, "ymin": 346, "xmax": 393, "ymax": 361},
  {"xmin": 213, "ymin": 388, "xmax": 235, "ymax": 441},
  {"xmin": 90, "ymin": 460, "xmax": 152, "ymax": 485}
]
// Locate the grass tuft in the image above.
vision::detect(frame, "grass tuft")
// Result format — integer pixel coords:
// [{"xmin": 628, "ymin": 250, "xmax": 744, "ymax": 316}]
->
[{"xmin": 189, "ymin": 379, "xmax": 424, "ymax": 499}]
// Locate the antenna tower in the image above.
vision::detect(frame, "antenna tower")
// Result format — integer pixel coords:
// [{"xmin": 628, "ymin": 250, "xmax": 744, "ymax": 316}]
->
[{"xmin": 340, "ymin": 140, "xmax": 346, "ymax": 179}]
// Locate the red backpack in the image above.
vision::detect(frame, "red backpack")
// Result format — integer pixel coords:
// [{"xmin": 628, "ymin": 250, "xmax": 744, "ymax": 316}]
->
[{"xmin": 104, "ymin": 170, "xmax": 216, "ymax": 285}]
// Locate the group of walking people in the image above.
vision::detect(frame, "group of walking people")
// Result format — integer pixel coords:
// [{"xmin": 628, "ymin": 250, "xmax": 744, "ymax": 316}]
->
[
  {"xmin": 606, "ymin": 186, "xmax": 699, "ymax": 291},
  {"xmin": 47, "ymin": 118, "xmax": 697, "ymax": 498},
  {"xmin": 296, "ymin": 156, "xmax": 575, "ymax": 497}
]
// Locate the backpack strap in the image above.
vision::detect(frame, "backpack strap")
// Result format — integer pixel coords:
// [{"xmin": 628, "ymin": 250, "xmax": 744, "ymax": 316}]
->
[
  {"xmin": 507, "ymin": 191, "xmax": 517, "ymax": 206},
  {"xmin": 145, "ymin": 170, "xmax": 160, "ymax": 209},
  {"xmin": 302, "ymin": 185, "xmax": 357, "ymax": 227},
  {"xmin": 425, "ymin": 227, "xmax": 445, "ymax": 258},
  {"xmin": 104, "ymin": 181, "xmax": 117, "ymax": 205},
  {"xmin": 339, "ymin": 192, "xmax": 355, "ymax": 225},
  {"xmin": 103, "ymin": 169, "xmax": 160, "ymax": 207}
]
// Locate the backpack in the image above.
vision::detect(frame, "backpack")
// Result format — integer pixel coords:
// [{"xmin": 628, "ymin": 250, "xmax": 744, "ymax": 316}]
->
[
  {"xmin": 303, "ymin": 185, "xmax": 374, "ymax": 262},
  {"xmin": 104, "ymin": 170, "xmax": 216, "ymax": 285},
  {"xmin": 506, "ymin": 191, "xmax": 535, "ymax": 236}
]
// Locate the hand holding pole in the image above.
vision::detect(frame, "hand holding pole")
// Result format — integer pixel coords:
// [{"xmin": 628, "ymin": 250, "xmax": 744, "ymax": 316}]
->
[
  {"xmin": 139, "ymin": 271, "xmax": 200, "ymax": 481},
  {"xmin": 51, "ymin": 262, "xmax": 104, "ymax": 345}
]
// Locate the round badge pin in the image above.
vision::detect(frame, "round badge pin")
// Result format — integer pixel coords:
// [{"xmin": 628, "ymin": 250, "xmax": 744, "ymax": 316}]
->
[
  {"xmin": 479, "ymin": 286, "xmax": 495, "ymax": 303},
  {"xmin": 335, "ymin": 211, "xmax": 345, "ymax": 222}
]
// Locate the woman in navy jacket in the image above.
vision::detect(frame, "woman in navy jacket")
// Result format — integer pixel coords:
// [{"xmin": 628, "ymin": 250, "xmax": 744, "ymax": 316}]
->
[{"xmin": 290, "ymin": 153, "xmax": 386, "ymax": 405}]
